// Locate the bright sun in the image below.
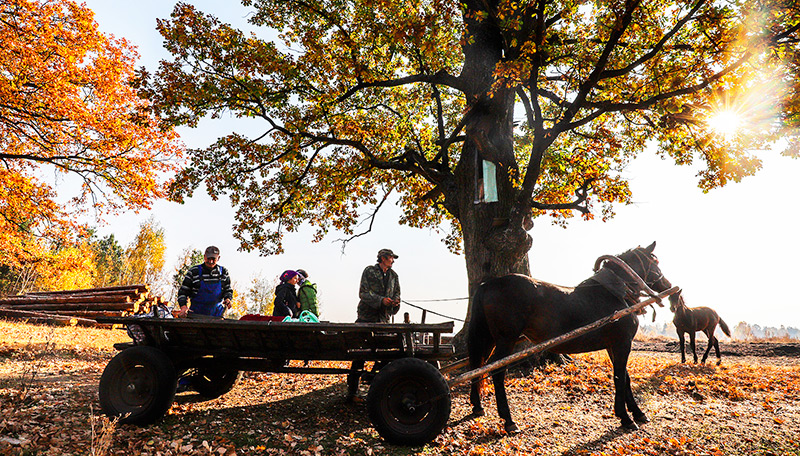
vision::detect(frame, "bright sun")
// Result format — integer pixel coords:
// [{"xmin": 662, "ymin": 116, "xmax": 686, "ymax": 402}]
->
[{"xmin": 706, "ymin": 110, "xmax": 742, "ymax": 139}]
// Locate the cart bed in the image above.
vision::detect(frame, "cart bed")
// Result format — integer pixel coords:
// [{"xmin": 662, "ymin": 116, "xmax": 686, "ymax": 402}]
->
[{"xmin": 97, "ymin": 316, "xmax": 454, "ymax": 363}]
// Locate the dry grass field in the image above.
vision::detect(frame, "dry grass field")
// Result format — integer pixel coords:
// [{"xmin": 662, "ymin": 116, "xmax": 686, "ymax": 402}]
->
[{"xmin": 1, "ymin": 319, "xmax": 798, "ymax": 455}]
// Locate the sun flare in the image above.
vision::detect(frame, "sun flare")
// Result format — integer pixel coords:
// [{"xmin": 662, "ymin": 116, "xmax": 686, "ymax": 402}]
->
[{"xmin": 706, "ymin": 110, "xmax": 743, "ymax": 139}]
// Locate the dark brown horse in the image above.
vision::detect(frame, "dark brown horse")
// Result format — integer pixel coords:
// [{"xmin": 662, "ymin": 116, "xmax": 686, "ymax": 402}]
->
[
  {"xmin": 668, "ymin": 290, "xmax": 731, "ymax": 365},
  {"xmin": 467, "ymin": 242, "xmax": 673, "ymax": 433}
]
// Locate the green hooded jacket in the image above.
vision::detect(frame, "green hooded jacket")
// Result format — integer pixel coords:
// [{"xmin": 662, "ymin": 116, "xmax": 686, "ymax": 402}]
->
[{"xmin": 298, "ymin": 281, "xmax": 319, "ymax": 317}]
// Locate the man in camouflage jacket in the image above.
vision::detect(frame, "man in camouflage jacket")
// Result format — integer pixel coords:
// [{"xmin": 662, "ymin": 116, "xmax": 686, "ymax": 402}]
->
[
  {"xmin": 355, "ymin": 249, "xmax": 401, "ymax": 323},
  {"xmin": 346, "ymin": 248, "xmax": 401, "ymax": 402}
]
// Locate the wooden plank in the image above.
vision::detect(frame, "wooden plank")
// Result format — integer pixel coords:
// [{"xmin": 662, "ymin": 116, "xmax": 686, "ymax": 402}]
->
[
  {"xmin": 94, "ymin": 317, "xmax": 454, "ymax": 334},
  {"xmin": 448, "ymin": 286, "xmax": 680, "ymax": 388},
  {"xmin": 439, "ymin": 358, "xmax": 470, "ymax": 375}
]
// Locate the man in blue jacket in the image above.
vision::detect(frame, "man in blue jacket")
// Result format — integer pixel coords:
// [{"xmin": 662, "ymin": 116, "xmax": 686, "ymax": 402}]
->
[{"xmin": 177, "ymin": 246, "xmax": 233, "ymax": 318}]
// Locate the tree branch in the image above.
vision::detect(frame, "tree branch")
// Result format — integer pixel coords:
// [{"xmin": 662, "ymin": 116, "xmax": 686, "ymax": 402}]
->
[
  {"xmin": 336, "ymin": 70, "xmax": 465, "ymax": 102},
  {"xmin": 530, "ymin": 178, "xmax": 595, "ymax": 214},
  {"xmin": 599, "ymin": 0, "xmax": 707, "ymax": 81},
  {"xmin": 333, "ymin": 185, "xmax": 394, "ymax": 252}
]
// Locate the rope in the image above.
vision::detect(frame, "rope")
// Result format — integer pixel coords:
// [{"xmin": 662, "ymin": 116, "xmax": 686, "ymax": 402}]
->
[{"xmin": 401, "ymin": 300, "xmax": 465, "ymax": 322}]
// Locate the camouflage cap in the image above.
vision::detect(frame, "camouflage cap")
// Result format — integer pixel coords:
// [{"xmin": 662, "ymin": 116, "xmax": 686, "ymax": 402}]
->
[{"xmin": 378, "ymin": 248, "xmax": 399, "ymax": 259}]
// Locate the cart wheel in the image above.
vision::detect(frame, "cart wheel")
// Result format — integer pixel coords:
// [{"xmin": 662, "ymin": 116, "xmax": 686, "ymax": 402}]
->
[
  {"xmin": 367, "ymin": 357, "xmax": 451, "ymax": 446},
  {"xmin": 99, "ymin": 346, "xmax": 176, "ymax": 425},
  {"xmin": 190, "ymin": 368, "xmax": 241, "ymax": 399}
]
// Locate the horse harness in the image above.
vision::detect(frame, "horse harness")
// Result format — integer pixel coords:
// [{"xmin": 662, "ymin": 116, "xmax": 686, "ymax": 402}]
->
[{"xmin": 590, "ymin": 248, "xmax": 663, "ymax": 309}]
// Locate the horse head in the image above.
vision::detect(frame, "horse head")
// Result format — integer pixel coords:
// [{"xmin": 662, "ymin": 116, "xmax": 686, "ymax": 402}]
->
[
  {"xmin": 614, "ymin": 241, "xmax": 673, "ymax": 294},
  {"xmin": 668, "ymin": 289, "xmax": 685, "ymax": 312}
]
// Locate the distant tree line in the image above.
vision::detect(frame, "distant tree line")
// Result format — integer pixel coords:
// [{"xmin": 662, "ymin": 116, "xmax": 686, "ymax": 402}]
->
[
  {"xmin": 0, "ymin": 216, "xmax": 293, "ymax": 319},
  {"xmin": 0, "ymin": 217, "xmax": 167, "ymax": 296}
]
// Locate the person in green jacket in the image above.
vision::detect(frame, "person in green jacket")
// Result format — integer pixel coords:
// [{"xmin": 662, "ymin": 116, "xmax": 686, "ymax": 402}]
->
[{"xmin": 296, "ymin": 269, "xmax": 319, "ymax": 317}]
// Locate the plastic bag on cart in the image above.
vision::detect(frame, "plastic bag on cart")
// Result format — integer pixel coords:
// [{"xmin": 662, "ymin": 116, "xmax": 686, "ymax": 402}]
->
[{"xmin": 282, "ymin": 310, "xmax": 319, "ymax": 323}]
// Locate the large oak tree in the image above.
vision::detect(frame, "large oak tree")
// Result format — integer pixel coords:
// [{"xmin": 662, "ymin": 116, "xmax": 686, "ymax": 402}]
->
[
  {"xmin": 142, "ymin": 0, "xmax": 799, "ymax": 315},
  {"xmin": 0, "ymin": 0, "xmax": 181, "ymax": 269}
]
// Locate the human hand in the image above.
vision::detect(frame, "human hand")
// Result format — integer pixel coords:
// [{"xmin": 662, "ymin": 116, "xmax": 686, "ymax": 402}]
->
[
  {"xmin": 224, "ymin": 298, "xmax": 232, "ymax": 309},
  {"xmin": 178, "ymin": 306, "xmax": 188, "ymax": 318}
]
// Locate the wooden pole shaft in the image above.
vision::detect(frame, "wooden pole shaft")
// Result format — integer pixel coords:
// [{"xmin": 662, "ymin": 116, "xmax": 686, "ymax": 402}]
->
[{"xmin": 448, "ymin": 286, "xmax": 680, "ymax": 388}]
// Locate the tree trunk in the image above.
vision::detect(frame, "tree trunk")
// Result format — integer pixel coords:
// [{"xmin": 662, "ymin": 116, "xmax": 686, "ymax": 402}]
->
[{"xmin": 446, "ymin": 4, "xmax": 534, "ymax": 350}]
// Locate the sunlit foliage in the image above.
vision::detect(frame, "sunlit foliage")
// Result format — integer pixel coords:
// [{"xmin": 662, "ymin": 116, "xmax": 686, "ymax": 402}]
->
[
  {"xmin": 120, "ymin": 218, "xmax": 167, "ymax": 292},
  {"xmin": 0, "ymin": 0, "xmax": 182, "ymax": 270},
  {"xmin": 142, "ymin": 0, "xmax": 798, "ymax": 276}
]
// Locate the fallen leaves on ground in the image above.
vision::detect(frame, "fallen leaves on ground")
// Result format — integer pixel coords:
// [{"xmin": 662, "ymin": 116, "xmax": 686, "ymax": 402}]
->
[{"xmin": 1, "ymin": 320, "xmax": 799, "ymax": 455}]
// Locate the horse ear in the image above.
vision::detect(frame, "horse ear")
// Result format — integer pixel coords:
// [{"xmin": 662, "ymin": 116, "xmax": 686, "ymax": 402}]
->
[{"xmin": 645, "ymin": 241, "xmax": 656, "ymax": 253}]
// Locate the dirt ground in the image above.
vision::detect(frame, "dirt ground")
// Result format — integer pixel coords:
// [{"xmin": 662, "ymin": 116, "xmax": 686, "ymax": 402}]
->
[
  {"xmin": 0, "ymin": 321, "xmax": 798, "ymax": 455},
  {"xmin": 633, "ymin": 339, "xmax": 800, "ymax": 359}
]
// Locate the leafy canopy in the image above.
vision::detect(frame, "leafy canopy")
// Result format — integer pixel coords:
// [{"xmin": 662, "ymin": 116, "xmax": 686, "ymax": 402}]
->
[
  {"xmin": 143, "ymin": 0, "xmax": 799, "ymax": 255},
  {"xmin": 0, "ymin": 0, "xmax": 182, "ymax": 267}
]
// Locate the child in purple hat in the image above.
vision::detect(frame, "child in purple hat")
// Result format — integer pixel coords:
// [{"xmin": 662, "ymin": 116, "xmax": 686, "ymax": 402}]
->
[{"xmin": 273, "ymin": 270, "xmax": 300, "ymax": 318}]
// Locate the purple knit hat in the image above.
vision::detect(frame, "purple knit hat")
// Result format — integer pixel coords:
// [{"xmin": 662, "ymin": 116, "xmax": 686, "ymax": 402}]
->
[{"xmin": 280, "ymin": 270, "xmax": 299, "ymax": 283}]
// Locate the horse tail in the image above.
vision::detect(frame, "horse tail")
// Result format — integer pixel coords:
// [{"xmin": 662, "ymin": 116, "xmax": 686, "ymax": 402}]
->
[
  {"xmin": 467, "ymin": 283, "xmax": 493, "ymax": 390},
  {"xmin": 718, "ymin": 317, "xmax": 731, "ymax": 337}
]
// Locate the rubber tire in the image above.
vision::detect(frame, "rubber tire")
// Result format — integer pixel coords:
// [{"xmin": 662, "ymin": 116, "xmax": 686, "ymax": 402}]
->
[
  {"xmin": 367, "ymin": 357, "xmax": 451, "ymax": 446},
  {"xmin": 99, "ymin": 346, "xmax": 176, "ymax": 425},
  {"xmin": 190, "ymin": 368, "xmax": 241, "ymax": 399}
]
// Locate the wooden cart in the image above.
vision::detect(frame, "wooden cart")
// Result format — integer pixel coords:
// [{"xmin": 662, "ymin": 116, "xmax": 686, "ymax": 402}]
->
[
  {"xmin": 96, "ymin": 316, "xmax": 455, "ymax": 446},
  {"xmin": 97, "ymin": 286, "xmax": 679, "ymax": 446}
]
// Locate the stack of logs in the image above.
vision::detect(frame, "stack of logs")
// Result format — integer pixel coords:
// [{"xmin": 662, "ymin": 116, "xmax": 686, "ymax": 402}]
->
[{"xmin": 0, "ymin": 284, "xmax": 159, "ymax": 328}]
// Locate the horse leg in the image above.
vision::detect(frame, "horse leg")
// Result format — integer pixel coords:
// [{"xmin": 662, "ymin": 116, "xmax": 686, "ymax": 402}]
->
[
  {"xmin": 489, "ymin": 340, "xmax": 519, "ymax": 434},
  {"xmin": 469, "ymin": 377, "xmax": 485, "ymax": 417},
  {"xmin": 713, "ymin": 335, "xmax": 722, "ymax": 365},
  {"xmin": 612, "ymin": 346, "xmax": 649, "ymax": 424},
  {"xmin": 677, "ymin": 332, "xmax": 686, "ymax": 363},
  {"xmin": 469, "ymin": 348, "xmax": 493, "ymax": 418},
  {"xmin": 689, "ymin": 332, "xmax": 698, "ymax": 363},
  {"xmin": 608, "ymin": 346, "xmax": 637, "ymax": 430},
  {"xmin": 467, "ymin": 301, "xmax": 495, "ymax": 418},
  {"xmin": 701, "ymin": 330, "xmax": 714, "ymax": 364}
]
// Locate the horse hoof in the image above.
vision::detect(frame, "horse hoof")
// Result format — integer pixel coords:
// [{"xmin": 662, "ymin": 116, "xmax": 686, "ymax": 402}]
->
[
  {"xmin": 472, "ymin": 407, "xmax": 485, "ymax": 418},
  {"xmin": 634, "ymin": 414, "xmax": 650, "ymax": 424},
  {"xmin": 621, "ymin": 422, "xmax": 639, "ymax": 431},
  {"xmin": 504, "ymin": 423, "xmax": 520, "ymax": 434}
]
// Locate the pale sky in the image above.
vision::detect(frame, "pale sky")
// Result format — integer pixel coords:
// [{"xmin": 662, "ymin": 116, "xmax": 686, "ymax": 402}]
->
[{"xmin": 80, "ymin": 1, "xmax": 800, "ymax": 332}]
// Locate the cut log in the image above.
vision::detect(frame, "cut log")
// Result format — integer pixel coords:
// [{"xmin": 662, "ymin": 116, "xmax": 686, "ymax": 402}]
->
[
  {"xmin": 0, "ymin": 295, "xmax": 132, "ymax": 305},
  {"xmin": 21, "ymin": 290, "xmax": 143, "ymax": 300},
  {"xmin": 0, "ymin": 308, "xmax": 106, "ymax": 328},
  {"xmin": 22, "ymin": 284, "xmax": 149, "ymax": 295},
  {"xmin": 35, "ymin": 310, "xmax": 127, "ymax": 318},
  {"xmin": 1, "ymin": 302, "xmax": 138, "ymax": 312}
]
